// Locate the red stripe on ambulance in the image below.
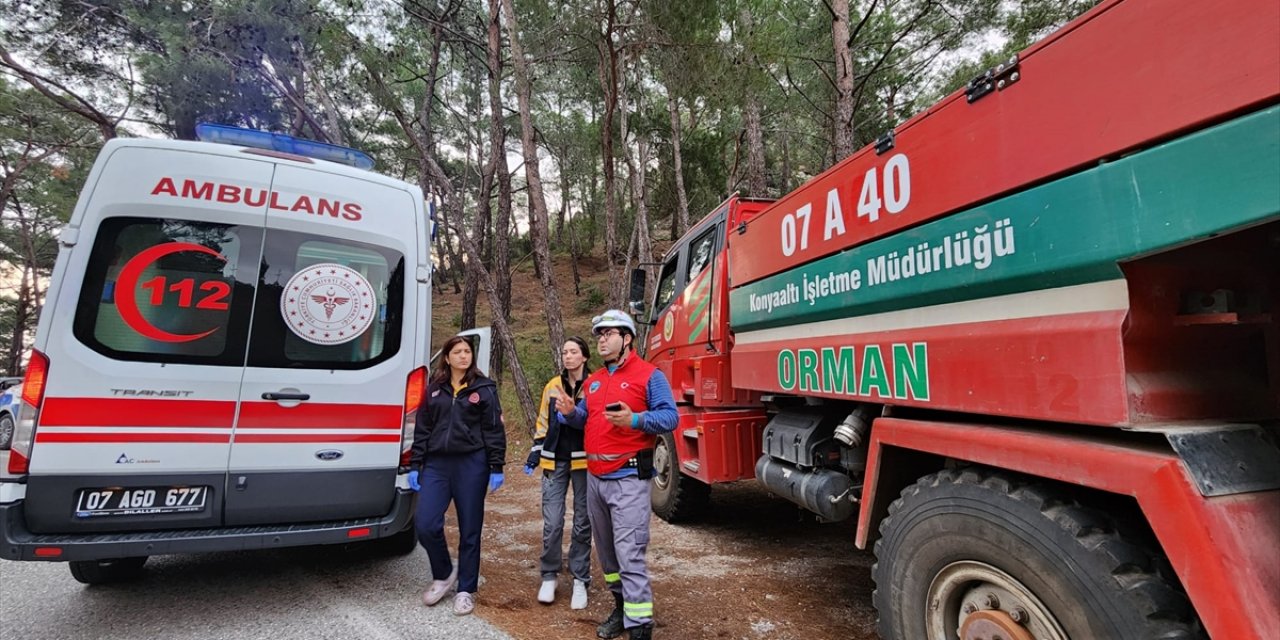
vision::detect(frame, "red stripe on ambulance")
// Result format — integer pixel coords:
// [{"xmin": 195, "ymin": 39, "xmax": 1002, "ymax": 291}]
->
[
  {"xmin": 234, "ymin": 434, "xmax": 401, "ymax": 444},
  {"xmin": 39, "ymin": 397, "xmax": 401, "ymax": 430},
  {"xmin": 237, "ymin": 402, "xmax": 401, "ymax": 430},
  {"xmin": 40, "ymin": 398, "xmax": 235, "ymax": 428},
  {"xmin": 36, "ymin": 432, "xmax": 231, "ymax": 444}
]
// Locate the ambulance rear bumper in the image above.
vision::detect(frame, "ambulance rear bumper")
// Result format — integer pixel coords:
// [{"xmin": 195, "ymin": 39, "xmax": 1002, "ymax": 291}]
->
[{"xmin": 0, "ymin": 488, "xmax": 417, "ymax": 562}]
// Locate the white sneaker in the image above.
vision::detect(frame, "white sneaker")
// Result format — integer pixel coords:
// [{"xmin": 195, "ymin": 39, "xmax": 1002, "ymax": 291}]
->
[
  {"xmin": 537, "ymin": 578, "xmax": 556, "ymax": 604},
  {"xmin": 571, "ymin": 579, "xmax": 588, "ymax": 610}
]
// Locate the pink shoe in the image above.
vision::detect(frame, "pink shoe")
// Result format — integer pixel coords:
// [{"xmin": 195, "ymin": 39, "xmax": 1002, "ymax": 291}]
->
[
  {"xmin": 422, "ymin": 566, "xmax": 458, "ymax": 606},
  {"xmin": 453, "ymin": 591, "xmax": 475, "ymax": 616}
]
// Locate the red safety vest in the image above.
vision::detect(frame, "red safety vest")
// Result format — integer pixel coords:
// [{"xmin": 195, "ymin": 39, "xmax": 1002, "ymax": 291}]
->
[{"xmin": 583, "ymin": 352, "xmax": 658, "ymax": 476}]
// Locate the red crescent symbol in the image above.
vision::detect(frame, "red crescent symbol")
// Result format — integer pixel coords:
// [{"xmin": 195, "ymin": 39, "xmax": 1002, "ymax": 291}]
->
[{"xmin": 115, "ymin": 242, "xmax": 228, "ymax": 343}]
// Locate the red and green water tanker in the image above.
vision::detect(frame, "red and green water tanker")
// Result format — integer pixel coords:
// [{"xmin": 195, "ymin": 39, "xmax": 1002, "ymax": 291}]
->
[{"xmin": 632, "ymin": 0, "xmax": 1279, "ymax": 638}]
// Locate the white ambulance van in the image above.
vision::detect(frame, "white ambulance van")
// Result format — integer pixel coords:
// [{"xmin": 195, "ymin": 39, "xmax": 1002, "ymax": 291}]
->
[{"xmin": 0, "ymin": 125, "xmax": 434, "ymax": 584}]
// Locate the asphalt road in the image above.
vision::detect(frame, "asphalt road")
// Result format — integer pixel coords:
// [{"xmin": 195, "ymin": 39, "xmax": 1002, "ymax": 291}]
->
[{"xmin": 0, "ymin": 543, "xmax": 513, "ymax": 640}]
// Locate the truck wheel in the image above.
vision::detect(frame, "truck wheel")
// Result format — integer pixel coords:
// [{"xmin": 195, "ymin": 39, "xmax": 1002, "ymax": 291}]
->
[
  {"xmin": 873, "ymin": 468, "xmax": 1201, "ymax": 640},
  {"xmin": 69, "ymin": 557, "xmax": 148, "ymax": 585},
  {"xmin": 0, "ymin": 413, "xmax": 13, "ymax": 450},
  {"xmin": 651, "ymin": 432, "xmax": 709, "ymax": 522}
]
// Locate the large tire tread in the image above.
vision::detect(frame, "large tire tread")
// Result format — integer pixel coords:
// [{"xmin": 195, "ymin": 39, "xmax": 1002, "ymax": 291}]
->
[
  {"xmin": 651, "ymin": 433, "xmax": 710, "ymax": 523},
  {"xmin": 872, "ymin": 467, "xmax": 1202, "ymax": 640},
  {"xmin": 652, "ymin": 473, "xmax": 710, "ymax": 523}
]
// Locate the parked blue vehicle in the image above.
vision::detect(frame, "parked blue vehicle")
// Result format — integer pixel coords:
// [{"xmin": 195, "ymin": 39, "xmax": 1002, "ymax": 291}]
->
[{"xmin": 0, "ymin": 378, "xmax": 21, "ymax": 450}]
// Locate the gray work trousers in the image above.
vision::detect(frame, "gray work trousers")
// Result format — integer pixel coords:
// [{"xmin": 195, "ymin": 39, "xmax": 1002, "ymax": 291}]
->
[
  {"xmin": 587, "ymin": 473, "xmax": 654, "ymax": 628},
  {"xmin": 540, "ymin": 460, "xmax": 592, "ymax": 583}
]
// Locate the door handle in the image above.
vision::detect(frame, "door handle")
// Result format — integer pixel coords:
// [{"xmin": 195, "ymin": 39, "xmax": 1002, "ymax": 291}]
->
[{"xmin": 262, "ymin": 391, "xmax": 311, "ymax": 401}]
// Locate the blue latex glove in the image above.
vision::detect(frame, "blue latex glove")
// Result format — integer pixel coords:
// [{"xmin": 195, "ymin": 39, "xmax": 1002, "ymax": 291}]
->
[
  {"xmin": 522, "ymin": 464, "xmax": 534, "ymax": 476},
  {"xmin": 488, "ymin": 472, "xmax": 505, "ymax": 493},
  {"xmin": 407, "ymin": 470, "xmax": 421, "ymax": 492}
]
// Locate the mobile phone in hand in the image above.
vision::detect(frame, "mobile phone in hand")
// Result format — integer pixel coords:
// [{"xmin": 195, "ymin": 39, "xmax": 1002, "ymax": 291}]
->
[{"xmin": 605, "ymin": 402, "xmax": 623, "ymax": 411}]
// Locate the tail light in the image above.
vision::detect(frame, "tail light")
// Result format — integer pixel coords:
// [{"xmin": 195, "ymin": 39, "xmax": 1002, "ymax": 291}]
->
[
  {"xmin": 400, "ymin": 367, "xmax": 426, "ymax": 467},
  {"xmin": 9, "ymin": 349, "xmax": 49, "ymax": 475}
]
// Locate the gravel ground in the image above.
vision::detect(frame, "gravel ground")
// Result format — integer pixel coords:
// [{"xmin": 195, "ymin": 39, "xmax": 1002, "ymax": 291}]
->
[{"xmin": 0, "ymin": 543, "xmax": 512, "ymax": 640}]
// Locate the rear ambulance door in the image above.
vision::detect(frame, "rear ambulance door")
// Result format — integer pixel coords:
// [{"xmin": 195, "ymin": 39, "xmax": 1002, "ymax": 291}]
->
[
  {"xmin": 224, "ymin": 164, "xmax": 418, "ymax": 526},
  {"xmin": 24, "ymin": 146, "xmax": 269, "ymax": 533}
]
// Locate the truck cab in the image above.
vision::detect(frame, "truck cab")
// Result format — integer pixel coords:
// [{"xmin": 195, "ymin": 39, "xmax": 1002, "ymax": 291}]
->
[{"xmin": 638, "ymin": 195, "xmax": 774, "ymax": 519}]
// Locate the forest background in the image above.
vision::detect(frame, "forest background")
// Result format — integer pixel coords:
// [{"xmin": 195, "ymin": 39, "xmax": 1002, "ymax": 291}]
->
[{"xmin": 0, "ymin": 0, "xmax": 1096, "ymax": 431}]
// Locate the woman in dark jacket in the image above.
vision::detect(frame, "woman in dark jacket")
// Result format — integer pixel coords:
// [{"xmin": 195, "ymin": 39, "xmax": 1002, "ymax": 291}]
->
[{"xmin": 408, "ymin": 335, "xmax": 506, "ymax": 616}]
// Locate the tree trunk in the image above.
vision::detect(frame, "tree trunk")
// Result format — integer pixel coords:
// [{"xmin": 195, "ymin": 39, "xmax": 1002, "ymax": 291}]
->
[
  {"xmin": 632, "ymin": 135, "xmax": 653, "ymax": 306},
  {"xmin": 461, "ymin": 145, "xmax": 486, "ymax": 331},
  {"xmin": 745, "ymin": 93, "xmax": 766, "ymax": 197},
  {"xmin": 832, "ymin": 0, "xmax": 855, "ymax": 160},
  {"xmin": 619, "ymin": 60, "xmax": 652, "ymax": 305},
  {"xmin": 462, "ymin": 67, "xmax": 489, "ymax": 334},
  {"xmin": 568, "ymin": 215, "xmax": 583, "ymax": 296},
  {"xmin": 555, "ymin": 138, "xmax": 570, "ymax": 245},
  {"xmin": 500, "ymin": 0, "xmax": 566, "ymax": 366},
  {"xmin": 6, "ymin": 272, "xmax": 30, "ymax": 376},
  {"xmin": 667, "ymin": 90, "xmax": 690, "ymax": 238},
  {"xmin": 781, "ymin": 130, "xmax": 793, "ymax": 193},
  {"xmin": 594, "ymin": 0, "xmax": 625, "ymax": 306},
  {"xmin": 488, "ymin": 0, "xmax": 514, "ymax": 379}
]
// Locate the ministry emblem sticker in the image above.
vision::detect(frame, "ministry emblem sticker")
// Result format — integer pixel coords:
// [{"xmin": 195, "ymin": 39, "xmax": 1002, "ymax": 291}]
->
[{"xmin": 281, "ymin": 263, "xmax": 377, "ymax": 345}]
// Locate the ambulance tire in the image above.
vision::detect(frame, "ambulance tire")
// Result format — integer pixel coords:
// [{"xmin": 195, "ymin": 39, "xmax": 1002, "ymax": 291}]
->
[
  {"xmin": 650, "ymin": 432, "xmax": 710, "ymax": 523},
  {"xmin": 69, "ymin": 556, "xmax": 148, "ymax": 585},
  {"xmin": 872, "ymin": 467, "xmax": 1201, "ymax": 640},
  {"xmin": 374, "ymin": 526, "xmax": 419, "ymax": 556},
  {"xmin": 0, "ymin": 413, "xmax": 13, "ymax": 450}
]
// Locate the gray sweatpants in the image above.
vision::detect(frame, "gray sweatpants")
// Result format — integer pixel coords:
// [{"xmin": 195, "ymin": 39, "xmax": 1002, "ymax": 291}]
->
[
  {"xmin": 540, "ymin": 460, "xmax": 592, "ymax": 582},
  {"xmin": 586, "ymin": 473, "xmax": 654, "ymax": 628}
]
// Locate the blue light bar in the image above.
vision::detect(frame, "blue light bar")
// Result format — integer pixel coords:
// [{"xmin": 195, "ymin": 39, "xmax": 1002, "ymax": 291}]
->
[{"xmin": 194, "ymin": 123, "xmax": 375, "ymax": 170}]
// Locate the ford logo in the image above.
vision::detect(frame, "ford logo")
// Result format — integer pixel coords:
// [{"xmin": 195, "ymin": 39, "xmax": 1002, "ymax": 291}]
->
[{"xmin": 315, "ymin": 449, "xmax": 345, "ymax": 461}]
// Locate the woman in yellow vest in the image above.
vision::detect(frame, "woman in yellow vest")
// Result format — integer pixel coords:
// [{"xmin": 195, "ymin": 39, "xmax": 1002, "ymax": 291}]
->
[{"xmin": 524, "ymin": 336, "xmax": 592, "ymax": 609}]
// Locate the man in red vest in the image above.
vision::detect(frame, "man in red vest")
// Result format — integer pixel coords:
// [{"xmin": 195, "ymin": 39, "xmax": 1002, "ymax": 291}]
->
[{"xmin": 555, "ymin": 309, "xmax": 678, "ymax": 640}]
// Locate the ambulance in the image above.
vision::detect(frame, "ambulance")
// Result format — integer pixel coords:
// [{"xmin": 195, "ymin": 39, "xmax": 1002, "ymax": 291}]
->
[{"xmin": 0, "ymin": 125, "xmax": 436, "ymax": 584}]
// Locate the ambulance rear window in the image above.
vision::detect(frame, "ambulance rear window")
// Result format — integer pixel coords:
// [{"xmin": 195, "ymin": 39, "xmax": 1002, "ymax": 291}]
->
[
  {"xmin": 72, "ymin": 217, "xmax": 259, "ymax": 365},
  {"xmin": 246, "ymin": 232, "xmax": 404, "ymax": 370}
]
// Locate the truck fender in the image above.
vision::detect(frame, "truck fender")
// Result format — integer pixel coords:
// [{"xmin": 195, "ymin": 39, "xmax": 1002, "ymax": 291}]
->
[{"xmin": 855, "ymin": 417, "xmax": 1280, "ymax": 640}]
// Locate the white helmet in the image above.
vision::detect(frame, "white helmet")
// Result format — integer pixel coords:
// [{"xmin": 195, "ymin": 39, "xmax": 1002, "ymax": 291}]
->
[{"xmin": 592, "ymin": 309, "xmax": 637, "ymax": 337}]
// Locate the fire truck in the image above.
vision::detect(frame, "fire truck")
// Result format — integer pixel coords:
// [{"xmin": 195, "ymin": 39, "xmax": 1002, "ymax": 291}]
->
[{"xmin": 633, "ymin": 0, "xmax": 1279, "ymax": 638}]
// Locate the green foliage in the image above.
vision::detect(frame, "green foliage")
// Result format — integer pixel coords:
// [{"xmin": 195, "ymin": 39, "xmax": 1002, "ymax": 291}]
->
[
  {"xmin": 929, "ymin": 0, "xmax": 1103, "ymax": 103},
  {"xmin": 0, "ymin": 77, "xmax": 103, "ymax": 370},
  {"xmin": 574, "ymin": 285, "xmax": 607, "ymax": 314}
]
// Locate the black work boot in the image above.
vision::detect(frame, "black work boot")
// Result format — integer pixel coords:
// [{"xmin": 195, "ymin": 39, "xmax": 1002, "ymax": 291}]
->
[
  {"xmin": 627, "ymin": 623, "xmax": 654, "ymax": 640},
  {"xmin": 596, "ymin": 593, "xmax": 625, "ymax": 639}
]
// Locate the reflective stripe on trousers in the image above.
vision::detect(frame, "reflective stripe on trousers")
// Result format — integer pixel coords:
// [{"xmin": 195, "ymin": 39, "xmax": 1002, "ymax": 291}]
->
[{"xmin": 587, "ymin": 473, "xmax": 654, "ymax": 628}]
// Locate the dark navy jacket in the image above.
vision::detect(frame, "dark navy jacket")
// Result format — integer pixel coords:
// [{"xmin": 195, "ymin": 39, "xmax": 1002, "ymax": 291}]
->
[{"xmin": 410, "ymin": 375, "xmax": 507, "ymax": 472}]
